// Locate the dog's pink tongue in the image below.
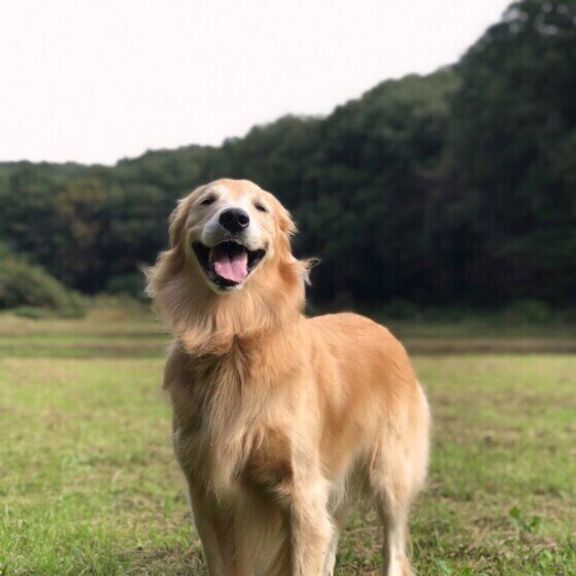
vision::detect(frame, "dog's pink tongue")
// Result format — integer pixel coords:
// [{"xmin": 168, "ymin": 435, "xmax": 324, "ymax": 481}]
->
[{"xmin": 212, "ymin": 250, "xmax": 248, "ymax": 283}]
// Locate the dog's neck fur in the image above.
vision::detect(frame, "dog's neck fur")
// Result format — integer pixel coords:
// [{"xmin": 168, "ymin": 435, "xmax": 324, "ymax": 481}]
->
[
  {"xmin": 150, "ymin": 244, "xmax": 310, "ymax": 497},
  {"xmin": 148, "ymin": 243, "xmax": 307, "ymax": 358}
]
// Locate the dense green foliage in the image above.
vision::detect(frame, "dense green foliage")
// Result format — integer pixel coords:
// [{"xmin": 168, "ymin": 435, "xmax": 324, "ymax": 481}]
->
[
  {"xmin": 450, "ymin": 0, "xmax": 576, "ymax": 305},
  {"xmin": 0, "ymin": 255, "xmax": 85, "ymax": 316},
  {"xmin": 0, "ymin": 0, "xmax": 574, "ymax": 308}
]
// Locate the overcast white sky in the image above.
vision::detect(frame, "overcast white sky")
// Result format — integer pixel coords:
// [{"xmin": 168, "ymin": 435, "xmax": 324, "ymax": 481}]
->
[{"xmin": 0, "ymin": 0, "xmax": 511, "ymax": 166}]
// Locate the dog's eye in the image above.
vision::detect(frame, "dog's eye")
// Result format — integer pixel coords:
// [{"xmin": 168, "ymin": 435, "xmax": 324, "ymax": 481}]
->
[
  {"xmin": 199, "ymin": 195, "xmax": 216, "ymax": 207},
  {"xmin": 254, "ymin": 202, "xmax": 268, "ymax": 213}
]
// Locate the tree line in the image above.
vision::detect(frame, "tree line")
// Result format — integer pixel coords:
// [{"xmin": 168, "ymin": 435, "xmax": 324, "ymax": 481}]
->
[{"xmin": 1, "ymin": 0, "xmax": 574, "ymax": 310}]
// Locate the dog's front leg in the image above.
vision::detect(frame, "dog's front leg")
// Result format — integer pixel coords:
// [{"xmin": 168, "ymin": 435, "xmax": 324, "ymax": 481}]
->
[
  {"xmin": 288, "ymin": 478, "xmax": 334, "ymax": 576},
  {"xmin": 189, "ymin": 489, "xmax": 250, "ymax": 576}
]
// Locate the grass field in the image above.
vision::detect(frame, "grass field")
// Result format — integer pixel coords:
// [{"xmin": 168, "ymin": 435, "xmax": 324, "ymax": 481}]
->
[{"xmin": 1, "ymin": 305, "xmax": 575, "ymax": 575}]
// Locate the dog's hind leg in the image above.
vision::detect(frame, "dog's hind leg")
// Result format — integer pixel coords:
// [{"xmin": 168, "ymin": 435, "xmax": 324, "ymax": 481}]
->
[
  {"xmin": 368, "ymin": 445, "xmax": 414, "ymax": 576},
  {"xmin": 371, "ymin": 384, "xmax": 430, "ymax": 576},
  {"xmin": 372, "ymin": 425, "xmax": 429, "ymax": 571},
  {"xmin": 376, "ymin": 496, "xmax": 412, "ymax": 576}
]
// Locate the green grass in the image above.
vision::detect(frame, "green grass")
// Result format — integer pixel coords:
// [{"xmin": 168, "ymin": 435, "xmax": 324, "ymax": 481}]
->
[{"xmin": 1, "ymin": 309, "xmax": 575, "ymax": 575}]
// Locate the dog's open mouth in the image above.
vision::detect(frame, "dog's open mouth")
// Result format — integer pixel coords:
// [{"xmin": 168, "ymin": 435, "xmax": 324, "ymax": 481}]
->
[{"xmin": 193, "ymin": 241, "xmax": 266, "ymax": 289}]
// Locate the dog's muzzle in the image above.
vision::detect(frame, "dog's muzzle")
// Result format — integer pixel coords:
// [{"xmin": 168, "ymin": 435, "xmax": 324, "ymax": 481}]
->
[{"xmin": 193, "ymin": 239, "xmax": 266, "ymax": 290}]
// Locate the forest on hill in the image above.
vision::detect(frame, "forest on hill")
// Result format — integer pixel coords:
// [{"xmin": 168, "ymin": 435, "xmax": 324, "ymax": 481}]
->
[{"xmin": 1, "ymin": 0, "xmax": 575, "ymax": 313}]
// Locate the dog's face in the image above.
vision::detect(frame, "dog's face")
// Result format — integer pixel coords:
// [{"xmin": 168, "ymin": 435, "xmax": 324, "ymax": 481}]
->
[{"xmin": 172, "ymin": 179, "xmax": 294, "ymax": 293}]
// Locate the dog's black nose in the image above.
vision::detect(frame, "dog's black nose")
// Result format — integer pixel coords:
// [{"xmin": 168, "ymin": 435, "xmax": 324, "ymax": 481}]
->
[{"xmin": 219, "ymin": 208, "xmax": 250, "ymax": 233}]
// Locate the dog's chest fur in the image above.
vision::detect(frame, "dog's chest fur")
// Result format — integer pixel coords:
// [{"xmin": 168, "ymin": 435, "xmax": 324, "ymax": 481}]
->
[{"xmin": 166, "ymin": 342, "xmax": 296, "ymax": 499}]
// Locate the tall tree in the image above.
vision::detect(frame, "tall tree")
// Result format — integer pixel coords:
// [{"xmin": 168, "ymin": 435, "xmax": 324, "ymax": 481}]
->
[{"xmin": 450, "ymin": 0, "xmax": 576, "ymax": 304}]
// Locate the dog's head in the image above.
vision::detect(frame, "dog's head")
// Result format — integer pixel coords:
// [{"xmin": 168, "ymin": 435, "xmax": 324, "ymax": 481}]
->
[
  {"xmin": 147, "ymin": 179, "xmax": 311, "ymax": 352},
  {"xmin": 168, "ymin": 179, "xmax": 298, "ymax": 293}
]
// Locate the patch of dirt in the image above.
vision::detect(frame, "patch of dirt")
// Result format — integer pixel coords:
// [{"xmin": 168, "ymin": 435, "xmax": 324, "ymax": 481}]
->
[{"xmin": 406, "ymin": 338, "xmax": 576, "ymax": 355}]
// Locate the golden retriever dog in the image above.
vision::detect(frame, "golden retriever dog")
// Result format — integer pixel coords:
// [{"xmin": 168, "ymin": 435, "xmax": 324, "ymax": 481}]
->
[{"xmin": 147, "ymin": 179, "xmax": 430, "ymax": 576}]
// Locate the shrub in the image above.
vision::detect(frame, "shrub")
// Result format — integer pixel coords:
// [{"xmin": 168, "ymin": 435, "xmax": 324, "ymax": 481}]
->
[
  {"xmin": 380, "ymin": 299, "xmax": 420, "ymax": 320},
  {"xmin": 0, "ymin": 257, "xmax": 85, "ymax": 317},
  {"xmin": 105, "ymin": 273, "xmax": 147, "ymax": 300},
  {"xmin": 502, "ymin": 299, "xmax": 554, "ymax": 324},
  {"xmin": 12, "ymin": 306, "xmax": 51, "ymax": 319}
]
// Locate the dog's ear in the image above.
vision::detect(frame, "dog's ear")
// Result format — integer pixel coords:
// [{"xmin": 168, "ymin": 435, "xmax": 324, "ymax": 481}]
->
[
  {"xmin": 279, "ymin": 207, "xmax": 297, "ymax": 236},
  {"xmin": 301, "ymin": 257, "xmax": 320, "ymax": 285},
  {"xmin": 269, "ymin": 194, "xmax": 297, "ymax": 236},
  {"xmin": 168, "ymin": 198, "xmax": 190, "ymax": 248}
]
